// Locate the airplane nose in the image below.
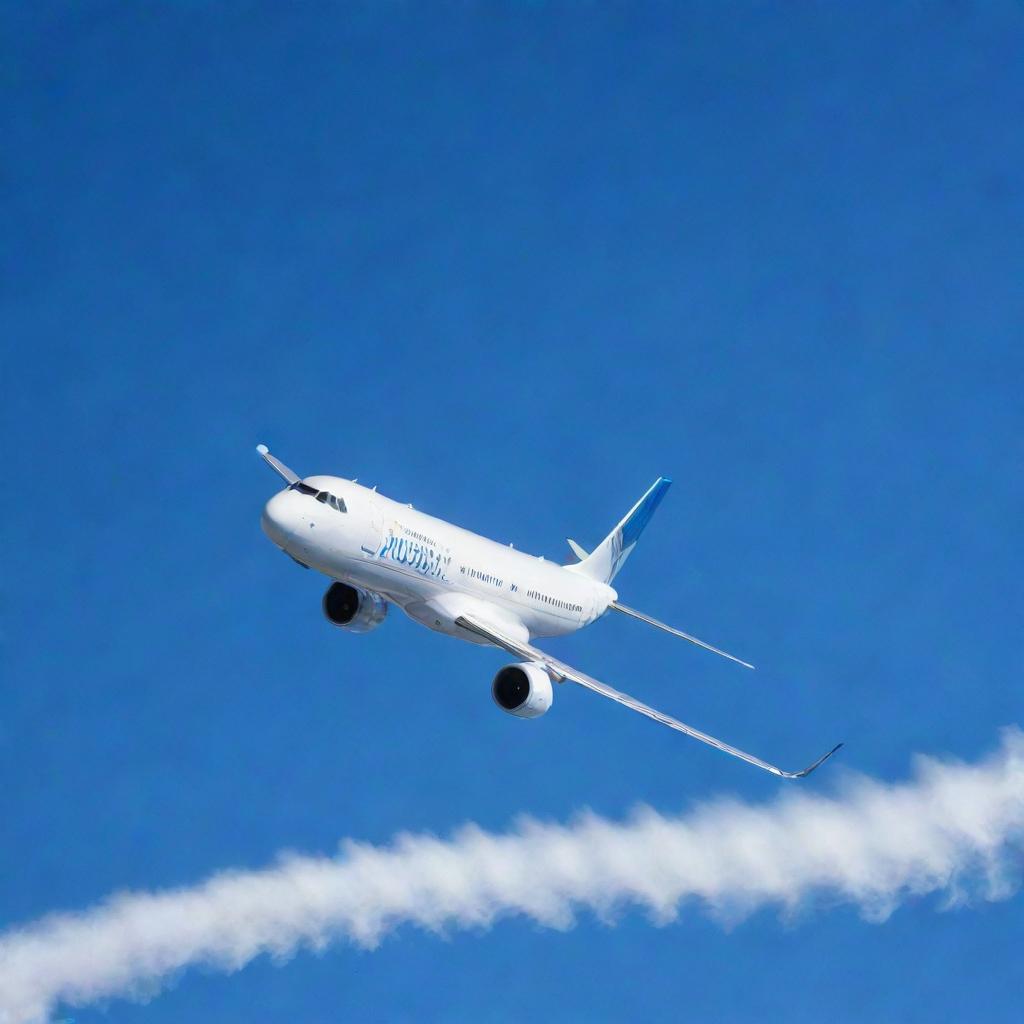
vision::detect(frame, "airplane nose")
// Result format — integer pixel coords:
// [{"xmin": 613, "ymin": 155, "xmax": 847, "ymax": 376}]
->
[{"xmin": 261, "ymin": 490, "xmax": 297, "ymax": 548}]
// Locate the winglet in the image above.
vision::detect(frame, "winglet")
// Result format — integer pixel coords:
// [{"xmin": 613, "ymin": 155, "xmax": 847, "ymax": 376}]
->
[{"xmin": 785, "ymin": 742, "xmax": 845, "ymax": 779}]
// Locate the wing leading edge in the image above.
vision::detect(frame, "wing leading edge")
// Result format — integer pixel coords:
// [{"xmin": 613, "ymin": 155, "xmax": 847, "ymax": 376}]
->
[{"xmin": 455, "ymin": 614, "xmax": 842, "ymax": 780}]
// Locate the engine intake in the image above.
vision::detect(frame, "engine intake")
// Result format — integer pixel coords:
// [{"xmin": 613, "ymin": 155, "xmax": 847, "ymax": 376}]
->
[
  {"xmin": 492, "ymin": 662, "xmax": 553, "ymax": 719},
  {"xmin": 322, "ymin": 582, "xmax": 388, "ymax": 633}
]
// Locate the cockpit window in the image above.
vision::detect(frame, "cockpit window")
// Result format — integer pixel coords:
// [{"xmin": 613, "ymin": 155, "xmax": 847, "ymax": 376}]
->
[{"xmin": 290, "ymin": 480, "xmax": 346, "ymax": 513}]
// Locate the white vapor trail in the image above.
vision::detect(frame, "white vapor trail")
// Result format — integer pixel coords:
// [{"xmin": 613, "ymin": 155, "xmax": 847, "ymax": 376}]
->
[{"xmin": 3, "ymin": 729, "xmax": 1024, "ymax": 1024}]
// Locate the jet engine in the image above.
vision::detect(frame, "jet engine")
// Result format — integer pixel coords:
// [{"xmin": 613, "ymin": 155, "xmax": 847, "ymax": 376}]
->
[
  {"xmin": 322, "ymin": 582, "xmax": 388, "ymax": 633},
  {"xmin": 491, "ymin": 662, "xmax": 553, "ymax": 719}
]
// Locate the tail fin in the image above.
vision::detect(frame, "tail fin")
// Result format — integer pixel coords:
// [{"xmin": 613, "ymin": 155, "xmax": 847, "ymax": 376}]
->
[{"xmin": 566, "ymin": 477, "xmax": 672, "ymax": 584}]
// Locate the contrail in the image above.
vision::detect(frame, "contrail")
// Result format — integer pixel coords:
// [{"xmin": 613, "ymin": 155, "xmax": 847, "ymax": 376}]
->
[{"xmin": 2, "ymin": 729, "xmax": 1023, "ymax": 1024}]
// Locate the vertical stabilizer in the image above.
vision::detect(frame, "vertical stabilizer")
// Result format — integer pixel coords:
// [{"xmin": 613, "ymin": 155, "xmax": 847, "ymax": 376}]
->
[{"xmin": 566, "ymin": 477, "xmax": 671, "ymax": 584}]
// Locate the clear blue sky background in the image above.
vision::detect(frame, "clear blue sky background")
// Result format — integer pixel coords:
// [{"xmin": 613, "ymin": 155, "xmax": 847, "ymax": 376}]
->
[{"xmin": 3, "ymin": 3, "xmax": 1023, "ymax": 1021}]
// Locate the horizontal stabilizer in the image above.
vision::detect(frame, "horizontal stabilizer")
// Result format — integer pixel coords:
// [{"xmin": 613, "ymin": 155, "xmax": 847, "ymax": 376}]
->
[{"xmin": 566, "ymin": 538, "xmax": 589, "ymax": 561}]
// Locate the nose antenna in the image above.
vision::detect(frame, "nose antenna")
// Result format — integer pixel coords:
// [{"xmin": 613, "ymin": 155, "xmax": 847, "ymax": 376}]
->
[{"xmin": 256, "ymin": 444, "xmax": 300, "ymax": 486}]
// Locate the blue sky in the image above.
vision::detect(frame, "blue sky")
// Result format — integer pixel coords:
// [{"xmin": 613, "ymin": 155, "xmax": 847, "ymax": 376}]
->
[{"xmin": 3, "ymin": 2, "xmax": 1023, "ymax": 1021}]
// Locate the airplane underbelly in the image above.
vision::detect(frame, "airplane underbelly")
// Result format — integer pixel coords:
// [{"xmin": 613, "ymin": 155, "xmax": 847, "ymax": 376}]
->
[{"xmin": 403, "ymin": 592, "xmax": 530, "ymax": 646}]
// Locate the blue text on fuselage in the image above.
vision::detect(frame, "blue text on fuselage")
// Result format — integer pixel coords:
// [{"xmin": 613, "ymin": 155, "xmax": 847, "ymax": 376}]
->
[{"xmin": 377, "ymin": 532, "xmax": 451, "ymax": 582}]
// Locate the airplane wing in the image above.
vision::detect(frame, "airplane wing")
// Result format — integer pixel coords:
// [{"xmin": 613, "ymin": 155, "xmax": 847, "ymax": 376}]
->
[
  {"xmin": 256, "ymin": 443, "xmax": 300, "ymax": 485},
  {"xmin": 455, "ymin": 613, "xmax": 841, "ymax": 780},
  {"xmin": 610, "ymin": 601, "xmax": 754, "ymax": 670}
]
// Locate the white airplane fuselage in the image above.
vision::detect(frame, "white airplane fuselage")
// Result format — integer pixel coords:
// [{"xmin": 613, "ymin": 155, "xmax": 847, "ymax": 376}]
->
[
  {"xmin": 261, "ymin": 475, "xmax": 616, "ymax": 646},
  {"xmin": 257, "ymin": 449, "xmax": 842, "ymax": 779}
]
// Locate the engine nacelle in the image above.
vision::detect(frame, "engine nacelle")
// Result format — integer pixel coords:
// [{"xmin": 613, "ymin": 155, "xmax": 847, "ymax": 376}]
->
[
  {"xmin": 322, "ymin": 582, "xmax": 388, "ymax": 633},
  {"xmin": 491, "ymin": 662, "xmax": 553, "ymax": 719}
]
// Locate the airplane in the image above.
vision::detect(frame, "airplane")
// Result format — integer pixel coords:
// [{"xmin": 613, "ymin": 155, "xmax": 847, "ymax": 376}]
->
[{"xmin": 257, "ymin": 444, "xmax": 842, "ymax": 779}]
